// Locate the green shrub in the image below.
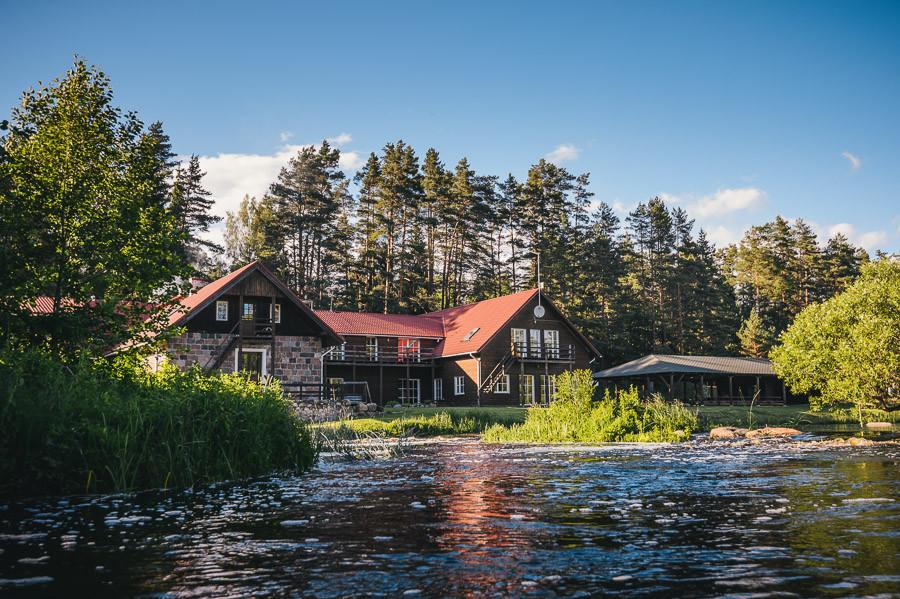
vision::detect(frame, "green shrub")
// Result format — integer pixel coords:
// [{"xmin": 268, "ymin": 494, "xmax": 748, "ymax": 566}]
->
[
  {"xmin": 483, "ymin": 371, "xmax": 698, "ymax": 443},
  {"xmin": 317, "ymin": 408, "xmax": 516, "ymax": 438},
  {"xmin": 0, "ymin": 349, "xmax": 317, "ymax": 497}
]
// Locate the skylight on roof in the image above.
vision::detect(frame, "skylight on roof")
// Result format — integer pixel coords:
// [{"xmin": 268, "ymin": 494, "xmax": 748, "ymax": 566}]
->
[{"xmin": 463, "ymin": 327, "xmax": 480, "ymax": 341}]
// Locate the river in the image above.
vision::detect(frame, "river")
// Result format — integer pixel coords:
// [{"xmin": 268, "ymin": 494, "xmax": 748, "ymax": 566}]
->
[{"xmin": 1, "ymin": 437, "xmax": 898, "ymax": 597}]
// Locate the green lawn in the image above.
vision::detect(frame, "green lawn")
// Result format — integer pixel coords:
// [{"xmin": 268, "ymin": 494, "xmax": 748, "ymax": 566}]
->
[{"xmin": 376, "ymin": 405, "xmax": 526, "ymax": 423}]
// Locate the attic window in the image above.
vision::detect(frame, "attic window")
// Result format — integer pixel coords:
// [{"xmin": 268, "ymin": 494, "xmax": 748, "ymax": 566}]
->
[{"xmin": 463, "ymin": 327, "xmax": 480, "ymax": 341}]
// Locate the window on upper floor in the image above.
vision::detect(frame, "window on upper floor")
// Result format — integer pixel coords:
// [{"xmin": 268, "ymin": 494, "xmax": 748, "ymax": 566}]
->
[
  {"xmin": 215, "ymin": 300, "xmax": 228, "ymax": 321},
  {"xmin": 242, "ymin": 302, "xmax": 255, "ymax": 321},
  {"xmin": 269, "ymin": 303, "xmax": 281, "ymax": 324},
  {"xmin": 398, "ymin": 338, "xmax": 421, "ymax": 362}
]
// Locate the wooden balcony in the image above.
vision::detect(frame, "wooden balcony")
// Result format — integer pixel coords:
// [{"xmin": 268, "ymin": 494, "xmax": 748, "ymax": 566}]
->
[
  {"xmin": 511, "ymin": 341, "xmax": 575, "ymax": 362},
  {"xmin": 239, "ymin": 317, "xmax": 275, "ymax": 338},
  {"xmin": 325, "ymin": 345, "xmax": 435, "ymax": 365}
]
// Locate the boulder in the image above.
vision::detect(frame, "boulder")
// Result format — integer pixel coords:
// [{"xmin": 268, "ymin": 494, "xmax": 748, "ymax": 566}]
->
[
  {"xmin": 745, "ymin": 427, "xmax": 802, "ymax": 439},
  {"xmin": 847, "ymin": 436, "xmax": 874, "ymax": 446},
  {"xmin": 865, "ymin": 422, "xmax": 893, "ymax": 429},
  {"xmin": 357, "ymin": 403, "xmax": 368, "ymax": 413},
  {"xmin": 367, "ymin": 403, "xmax": 378, "ymax": 413},
  {"xmin": 710, "ymin": 427, "xmax": 741, "ymax": 439}
]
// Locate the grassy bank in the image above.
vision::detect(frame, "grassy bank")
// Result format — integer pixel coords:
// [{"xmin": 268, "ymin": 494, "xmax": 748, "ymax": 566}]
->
[
  {"xmin": 0, "ymin": 350, "xmax": 316, "ymax": 497},
  {"xmin": 318, "ymin": 407, "xmax": 524, "ymax": 438},
  {"xmin": 697, "ymin": 405, "xmax": 899, "ymax": 429},
  {"xmin": 483, "ymin": 371, "xmax": 698, "ymax": 443}
]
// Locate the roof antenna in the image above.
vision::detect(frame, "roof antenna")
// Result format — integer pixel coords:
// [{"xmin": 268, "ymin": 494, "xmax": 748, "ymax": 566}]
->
[{"xmin": 533, "ymin": 253, "xmax": 545, "ymax": 319}]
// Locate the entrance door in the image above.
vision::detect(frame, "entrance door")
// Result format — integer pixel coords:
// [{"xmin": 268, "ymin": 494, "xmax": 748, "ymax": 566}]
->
[{"xmin": 238, "ymin": 349, "xmax": 265, "ymax": 381}]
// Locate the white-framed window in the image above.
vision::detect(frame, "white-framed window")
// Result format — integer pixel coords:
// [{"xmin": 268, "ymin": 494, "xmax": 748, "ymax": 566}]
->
[
  {"xmin": 242, "ymin": 302, "xmax": 255, "ymax": 320},
  {"xmin": 234, "ymin": 347, "xmax": 267, "ymax": 377},
  {"xmin": 215, "ymin": 300, "xmax": 228, "ymax": 321},
  {"xmin": 269, "ymin": 303, "xmax": 281, "ymax": 324},
  {"xmin": 540, "ymin": 374, "xmax": 557, "ymax": 403},
  {"xmin": 433, "ymin": 378, "xmax": 443, "ymax": 401},
  {"xmin": 334, "ymin": 342, "xmax": 347, "ymax": 361},
  {"xmin": 454, "ymin": 376, "xmax": 465, "ymax": 396},
  {"xmin": 511, "ymin": 328, "xmax": 526, "ymax": 355},
  {"xmin": 398, "ymin": 338, "xmax": 421, "ymax": 362},
  {"xmin": 399, "ymin": 378, "xmax": 421, "ymax": 404},
  {"xmin": 520, "ymin": 375, "xmax": 535, "ymax": 404},
  {"xmin": 495, "ymin": 374, "xmax": 510, "ymax": 394},
  {"xmin": 366, "ymin": 337, "xmax": 378, "ymax": 361},
  {"xmin": 529, "ymin": 329, "xmax": 542, "ymax": 358},
  {"xmin": 544, "ymin": 330, "xmax": 560, "ymax": 358}
]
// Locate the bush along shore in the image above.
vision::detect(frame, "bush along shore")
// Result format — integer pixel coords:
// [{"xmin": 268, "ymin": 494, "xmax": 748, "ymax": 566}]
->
[
  {"xmin": 0, "ymin": 350, "xmax": 317, "ymax": 498},
  {"xmin": 482, "ymin": 370, "xmax": 698, "ymax": 443}
]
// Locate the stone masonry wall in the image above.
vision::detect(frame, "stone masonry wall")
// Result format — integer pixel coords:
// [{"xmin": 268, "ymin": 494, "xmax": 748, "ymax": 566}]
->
[{"xmin": 161, "ymin": 332, "xmax": 323, "ymax": 384}]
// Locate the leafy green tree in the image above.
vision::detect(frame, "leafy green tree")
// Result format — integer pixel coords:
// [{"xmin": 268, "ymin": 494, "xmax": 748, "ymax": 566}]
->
[
  {"xmin": 0, "ymin": 60, "xmax": 189, "ymax": 356},
  {"xmin": 771, "ymin": 259, "xmax": 900, "ymax": 419}
]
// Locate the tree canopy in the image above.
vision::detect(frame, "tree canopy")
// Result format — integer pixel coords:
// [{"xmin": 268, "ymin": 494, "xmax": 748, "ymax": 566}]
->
[{"xmin": 770, "ymin": 259, "xmax": 900, "ymax": 415}]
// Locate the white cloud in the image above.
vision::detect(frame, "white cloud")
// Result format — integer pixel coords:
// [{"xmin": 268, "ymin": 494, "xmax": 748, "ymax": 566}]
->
[
  {"xmin": 544, "ymin": 143, "xmax": 580, "ymax": 165},
  {"xmin": 826, "ymin": 222, "xmax": 886, "ymax": 251},
  {"xmin": 841, "ymin": 151, "xmax": 861, "ymax": 171},
  {"xmin": 193, "ymin": 135, "xmax": 360, "ymax": 247},
  {"xmin": 657, "ymin": 192, "xmax": 682, "ymax": 205},
  {"xmin": 704, "ymin": 225, "xmax": 740, "ymax": 247},
  {"xmin": 687, "ymin": 188, "xmax": 766, "ymax": 219},
  {"xmin": 328, "ymin": 132, "xmax": 353, "ymax": 146},
  {"xmin": 279, "ymin": 131, "xmax": 294, "ymax": 142}
]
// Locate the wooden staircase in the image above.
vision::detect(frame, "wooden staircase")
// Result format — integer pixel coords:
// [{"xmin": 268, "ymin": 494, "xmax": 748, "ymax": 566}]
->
[
  {"xmin": 481, "ymin": 351, "xmax": 516, "ymax": 393},
  {"xmin": 204, "ymin": 322, "xmax": 241, "ymax": 373}
]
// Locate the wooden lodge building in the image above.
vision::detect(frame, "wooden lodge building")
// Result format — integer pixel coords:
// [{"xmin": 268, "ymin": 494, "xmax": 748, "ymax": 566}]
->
[
  {"xmin": 593, "ymin": 354, "xmax": 798, "ymax": 405},
  {"xmin": 155, "ymin": 261, "xmax": 602, "ymax": 407},
  {"xmin": 315, "ymin": 290, "xmax": 602, "ymax": 406}
]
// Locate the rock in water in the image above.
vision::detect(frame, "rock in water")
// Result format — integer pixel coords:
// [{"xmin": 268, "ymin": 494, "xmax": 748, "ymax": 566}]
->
[
  {"xmin": 865, "ymin": 422, "xmax": 892, "ymax": 429},
  {"xmin": 847, "ymin": 437, "xmax": 874, "ymax": 446},
  {"xmin": 709, "ymin": 426, "xmax": 749, "ymax": 439},
  {"xmin": 745, "ymin": 427, "xmax": 802, "ymax": 439}
]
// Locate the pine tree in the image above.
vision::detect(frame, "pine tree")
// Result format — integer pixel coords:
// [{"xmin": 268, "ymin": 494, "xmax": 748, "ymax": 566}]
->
[
  {"xmin": 738, "ymin": 308, "xmax": 777, "ymax": 358},
  {"xmin": 171, "ymin": 155, "xmax": 222, "ymax": 265}
]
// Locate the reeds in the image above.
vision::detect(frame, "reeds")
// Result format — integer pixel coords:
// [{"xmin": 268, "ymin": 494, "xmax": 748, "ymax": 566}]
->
[{"xmin": 0, "ymin": 350, "xmax": 317, "ymax": 497}]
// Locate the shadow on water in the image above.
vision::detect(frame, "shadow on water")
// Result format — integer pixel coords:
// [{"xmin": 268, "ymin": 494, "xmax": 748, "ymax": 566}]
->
[{"xmin": 0, "ymin": 438, "xmax": 898, "ymax": 597}]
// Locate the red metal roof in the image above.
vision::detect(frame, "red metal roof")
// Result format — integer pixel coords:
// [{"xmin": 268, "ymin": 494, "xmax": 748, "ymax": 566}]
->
[
  {"xmin": 314, "ymin": 311, "xmax": 445, "ymax": 338},
  {"xmin": 426, "ymin": 289, "xmax": 539, "ymax": 357},
  {"xmin": 313, "ymin": 288, "xmax": 541, "ymax": 357}
]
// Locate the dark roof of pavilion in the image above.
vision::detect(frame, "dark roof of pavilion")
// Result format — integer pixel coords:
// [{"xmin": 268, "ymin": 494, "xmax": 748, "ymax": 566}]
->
[{"xmin": 593, "ymin": 354, "xmax": 775, "ymax": 378}]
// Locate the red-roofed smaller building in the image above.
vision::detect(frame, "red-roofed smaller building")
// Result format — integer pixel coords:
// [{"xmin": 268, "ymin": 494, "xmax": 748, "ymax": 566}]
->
[{"xmin": 315, "ymin": 287, "xmax": 601, "ymax": 406}]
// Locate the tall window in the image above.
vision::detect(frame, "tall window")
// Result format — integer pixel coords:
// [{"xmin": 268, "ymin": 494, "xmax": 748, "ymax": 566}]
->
[
  {"xmin": 399, "ymin": 379, "xmax": 420, "ymax": 404},
  {"xmin": 366, "ymin": 337, "xmax": 378, "ymax": 361},
  {"xmin": 269, "ymin": 303, "xmax": 282, "ymax": 324},
  {"xmin": 511, "ymin": 328, "xmax": 526, "ymax": 355},
  {"xmin": 398, "ymin": 338, "xmax": 421, "ymax": 362},
  {"xmin": 433, "ymin": 378, "xmax": 443, "ymax": 402},
  {"xmin": 520, "ymin": 375, "xmax": 535, "ymax": 404},
  {"xmin": 495, "ymin": 374, "xmax": 510, "ymax": 394},
  {"xmin": 539, "ymin": 375, "xmax": 557, "ymax": 403},
  {"xmin": 242, "ymin": 302, "xmax": 254, "ymax": 320},
  {"xmin": 215, "ymin": 300, "xmax": 228, "ymax": 321},
  {"xmin": 544, "ymin": 330, "xmax": 560, "ymax": 358},
  {"xmin": 454, "ymin": 376, "xmax": 465, "ymax": 396},
  {"xmin": 529, "ymin": 329, "xmax": 542, "ymax": 358},
  {"xmin": 334, "ymin": 342, "xmax": 346, "ymax": 361}
]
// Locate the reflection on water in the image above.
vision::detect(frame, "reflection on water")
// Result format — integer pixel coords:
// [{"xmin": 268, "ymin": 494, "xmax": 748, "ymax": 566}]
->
[{"xmin": 1, "ymin": 439, "xmax": 898, "ymax": 597}]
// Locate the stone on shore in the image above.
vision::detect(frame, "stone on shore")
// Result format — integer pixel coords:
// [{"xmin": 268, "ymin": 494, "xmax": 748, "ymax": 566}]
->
[
  {"xmin": 865, "ymin": 422, "xmax": 892, "ymax": 429},
  {"xmin": 709, "ymin": 426, "xmax": 748, "ymax": 439},
  {"xmin": 744, "ymin": 426, "xmax": 802, "ymax": 439}
]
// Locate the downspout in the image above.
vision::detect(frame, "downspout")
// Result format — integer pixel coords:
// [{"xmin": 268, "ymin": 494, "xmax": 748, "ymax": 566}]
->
[{"xmin": 470, "ymin": 352, "xmax": 481, "ymax": 407}]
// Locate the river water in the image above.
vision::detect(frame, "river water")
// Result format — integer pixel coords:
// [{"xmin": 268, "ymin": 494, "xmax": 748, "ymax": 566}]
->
[{"xmin": 1, "ymin": 438, "xmax": 898, "ymax": 598}]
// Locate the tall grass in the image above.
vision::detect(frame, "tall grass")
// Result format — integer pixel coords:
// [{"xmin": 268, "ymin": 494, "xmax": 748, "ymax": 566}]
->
[
  {"xmin": 0, "ymin": 350, "xmax": 317, "ymax": 497},
  {"xmin": 483, "ymin": 371, "xmax": 698, "ymax": 443},
  {"xmin": 318, "ymin": 408, "xmax": 518, "ymax": 438}
]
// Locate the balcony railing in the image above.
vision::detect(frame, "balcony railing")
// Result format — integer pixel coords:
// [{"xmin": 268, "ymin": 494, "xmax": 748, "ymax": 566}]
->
[
  {"xmin": 510, "ymin": 341, "xmax": 575, "ymax": 361},
  {"xmin": 325, "ymin": 345, "xmax": 435, "ymax": 364},
  {"xmin": 239, "ymin": 317, "xmax": 275, "ymax": 338}
]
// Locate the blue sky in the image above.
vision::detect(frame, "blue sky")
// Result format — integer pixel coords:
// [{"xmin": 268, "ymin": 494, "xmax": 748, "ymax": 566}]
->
[{"xmin": 3, "ymin": 0, "xmax": 899, "ymax": 251}]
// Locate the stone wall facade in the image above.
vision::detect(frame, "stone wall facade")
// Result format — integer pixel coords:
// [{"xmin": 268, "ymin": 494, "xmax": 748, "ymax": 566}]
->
[{"xmin": 159, "ymin": 332, "xmax": 324, "ymax": 384}]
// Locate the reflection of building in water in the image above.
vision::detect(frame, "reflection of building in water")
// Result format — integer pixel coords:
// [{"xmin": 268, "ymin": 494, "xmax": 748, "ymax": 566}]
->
[{"xmin": 431, "ymin": 441, "xmax": 537, "ymax": 592}]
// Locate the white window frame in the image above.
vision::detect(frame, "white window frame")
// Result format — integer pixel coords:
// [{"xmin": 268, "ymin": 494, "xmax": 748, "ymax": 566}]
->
[
  {"xmin": 269, "ymin": 303, "xmax": 281, "ymax": 324},
  {"xmin": 520, "ymin": 374, "xmax": 535, "ymax": 404},
  {"xmin": 511, "ymin": 328, "xmax": 526, "ymax": 355},
  {"xmin": 540, "ymin": 374, "xmax": 557, "ymax": 403},
  {"xmin": 366, "ymin": 337, "xmax": 379, "ymax": 361},
  {"xmin": 433, "ymin": 378, "xmax": 443, "ymax": 402},
  {"xmin": 495, "ymin": 374, "xmax": 510, "ymax": 394},
  {"xmin": 454, "ymin": 375, "xmax": 465, "ymax": 396},
  {"xmin": 234, "ymin": 347, "xmax": 267, "ymax": 376},
  {"xmin": 242, "ymin": 302, "xmax": 255, "ymax": 321},
  {"xmin": 399, "ymin": 378, "xmax": 421, "ymax": 404},
  {"xmin": 398, "ymin": 337, "xmax": 421, "ymax": 362},
  {"xmin": 529, "ymin": 329, "xmax": 542, "ymax": 358},
  {"xmin": 544, "ymin": 329, "xmax": 560, "ymax": 358},
  {"xmin": 215, "ymin": 300, "xmax": 228, "ymax": 321}
]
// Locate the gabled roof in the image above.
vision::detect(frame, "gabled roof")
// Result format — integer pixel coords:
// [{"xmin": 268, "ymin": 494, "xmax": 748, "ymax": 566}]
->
[
  {"xmin": 315, "ymin": 311, "xmax": 445, "ymax": 338},
  {"xmin": 170, "ymin": 261, "xmax": 342, "ymax": 345},
  {"xmin": 594, "ymin": 354, "xmax": 775, "ymax": 378},
  {"xmin": 426, "ymin": 289, "xmax": 540, "ymax": 357},
  {"xmin": 313, "ymin": 288, "xmax": 601, "ymax": 360}
]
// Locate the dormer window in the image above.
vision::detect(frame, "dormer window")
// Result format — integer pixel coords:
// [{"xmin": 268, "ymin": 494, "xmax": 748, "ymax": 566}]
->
[{"xmin": 215, "ymin": 300, "xmax": 228, "ymax": 321}]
